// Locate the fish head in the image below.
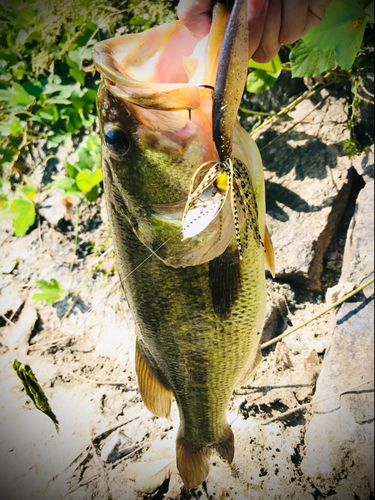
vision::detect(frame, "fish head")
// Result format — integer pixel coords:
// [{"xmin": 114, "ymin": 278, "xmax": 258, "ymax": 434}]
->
[{"xmin": 94, "ymin": 2, "xmax": 249, "ymax": 267}]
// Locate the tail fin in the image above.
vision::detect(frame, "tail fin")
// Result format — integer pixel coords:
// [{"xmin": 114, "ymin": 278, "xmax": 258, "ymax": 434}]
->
[
  {"xmin": 176, "ymin": 425, "xmax": 234, "ymax": 489},
  {"xmin": 213, "ymin": 424, "xmax": 234, "ymax": 463},
  {"xmin": 176, "ymin": 437, "xmax": 212, "ymax": 489}
]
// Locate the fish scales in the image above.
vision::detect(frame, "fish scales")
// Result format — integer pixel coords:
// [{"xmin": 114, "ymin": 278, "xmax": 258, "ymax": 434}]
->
[
  {"xmin": 94, "ymin": 0, "xmax": 273, "ymax": 489},
  {"xmin": 105, "ymin": 169, "xmax": 266, "ymax": 444}
]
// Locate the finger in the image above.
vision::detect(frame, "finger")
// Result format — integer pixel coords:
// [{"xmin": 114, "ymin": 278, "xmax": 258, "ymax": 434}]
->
[
  {"xmin": 177, "ymin": 0, "xmax": 215, "ymax": 40},
  {"xmin": 303, "ymin": 0, "xmax": 332, "ymax": 35},
  {"xmin": 252, "ymin": 0, "xmax": 282, "ymax": 63},
  {"xmin": 248, "ymin": 0, "xmax": 269, "ymax": 60},
  {"xmin": 279, "ymin": 0, "xmax": 309, "ymax": 44}
]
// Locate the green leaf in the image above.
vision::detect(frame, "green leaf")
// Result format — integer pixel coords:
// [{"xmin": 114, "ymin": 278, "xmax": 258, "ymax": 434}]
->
[
  {"xmin": 84, "ymin": 184, "xmax": 99, "ymax": 202},
  {"xmin": 69, "ymin": 67, "xmax": 85, "ymax": 86},
  {"xmin": 75, "ymin": 169, "xmax": 101, "ymax": 193},
  {"xmin": 31, "ymin": 278, "xmax": 63, "ymax": 304},
  {"xmin": 129, "ymin": 15, "xmax": 151, "ymax": 26},
  {"xmin": 12, "ymin": 359, "xmax": 59, "ymax": 433},
  {"xmin": 302, "ymin": 0, "xmax": 367, "ymax": 70},
  {"xmin": 246, "ymin": 70, "xmax": 279, "ymax": 93},
  {"xmin": 15, "ymin": 29, "xmax": 28, "ymax": 46},
  {"xmin": 66, "ymin": 162, "xmax": 80, "ymax": 180},
  {"xmin": 36, "ymin": 103, "xmax": 59, "ymax": 124},
  {"xmin": 44, "ymin": 97, "xmax": 71, "ymax": 105},
  {"xmin": 9, "ymin": 116, "xmax": 24, "ymax": 136},
  {"xmin": 11, "ymin": 198, "xmax": 35, "ymax": 235},
  {"xmin": 55, "ymin": 176, "xmax": 76, "ymax": 191},
  {"xmin": 11, "ymin": 82, "xmax": 34, "ymax": 107},
  {"xmin": 88, "ymin": 168, "xmax": 103, "ymax": 187},
  {"xmin": 21, "ymin": 185, "xmax": 37, "ymax": 201},
  {"xmin": 248, "ymin": 54, "xmax": 282, "ymax": 74},
  {"xmin": 22, "ymin": 80, "xmax": 45, "ymax": 98},
  {"xmin": 46, "ymin": 130, "xmax": 72, "ymax": 148},
  {"xmin": 290, "ymin": 41, "xmax": 337, "ymax": 78},
  {"xmin": 364, "ymin": 1, "xmax": 374, "ymax": 22}
]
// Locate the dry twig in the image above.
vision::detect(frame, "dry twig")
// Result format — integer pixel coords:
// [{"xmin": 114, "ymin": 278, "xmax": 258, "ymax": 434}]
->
[{"xmin": 261, "ymin": 277, "xmax": 374, "ymax": 350}]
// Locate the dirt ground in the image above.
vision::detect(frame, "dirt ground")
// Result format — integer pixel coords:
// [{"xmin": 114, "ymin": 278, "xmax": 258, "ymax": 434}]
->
[
  {"xmin": 0, "ymin": 95, "xmax": 373, "ymax": 499},
  {"xmin": 0, "ymin": 193, "xmax": 342, "ymax": 500}
]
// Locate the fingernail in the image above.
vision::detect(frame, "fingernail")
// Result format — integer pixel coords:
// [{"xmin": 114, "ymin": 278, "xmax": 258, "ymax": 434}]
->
[{"xmin": 248, "ymin": 0, "xmax": 267, "ymax": 17}]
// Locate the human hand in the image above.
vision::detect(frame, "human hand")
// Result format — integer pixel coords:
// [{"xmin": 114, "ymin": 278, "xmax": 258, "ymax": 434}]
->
[{"xmin": 177, "ymin": 0, "xmax": 333, "ymax": 63}]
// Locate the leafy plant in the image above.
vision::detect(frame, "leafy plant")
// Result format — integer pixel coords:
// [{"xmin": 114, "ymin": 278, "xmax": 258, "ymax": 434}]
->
[
  {"xmin": 290, "ymin": 0, "xmax": 373, "ymax": 77},
  {"xmin": 0, "ymin": 178, "xmax": 36, "ymax": 235},
  {"xmin": 55, "ymin": 133, "xmax": 102, "ymax": 202},
  {"xmin": 247, "ymin": 54, "xmax": 283, "ymax": 93},
  {"xmin": 31, "ymin": 278, "xmax": 64, "ymax": 304}
]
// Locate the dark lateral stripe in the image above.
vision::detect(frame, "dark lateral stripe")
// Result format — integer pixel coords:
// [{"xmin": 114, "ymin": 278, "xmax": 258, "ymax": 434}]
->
[{"xmin": 209, "ymin": 246, "xmax": 242, "ymax": 319}]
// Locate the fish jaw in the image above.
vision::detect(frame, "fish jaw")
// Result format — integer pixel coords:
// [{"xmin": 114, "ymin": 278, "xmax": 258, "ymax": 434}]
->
[{"xmin": 94, "ymin": 13, "xmax": 252, "ymax": 267}]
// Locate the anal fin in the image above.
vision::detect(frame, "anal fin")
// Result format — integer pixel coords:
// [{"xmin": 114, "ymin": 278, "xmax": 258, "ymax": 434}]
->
[
  {"xmin": 264, "ymin": 225, "xmax": 275, "ymax": 278},
  {"xmin": 176, "ymin": 437, "xmax": 211, "ymax": 489},
  {"xmin": 135, "ymin": 339, "xmax": 173, "ymax": 418}
]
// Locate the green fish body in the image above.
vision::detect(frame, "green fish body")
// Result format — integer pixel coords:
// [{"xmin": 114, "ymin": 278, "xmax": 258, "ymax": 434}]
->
[{"xmin": 94, "ymin": 2, "xmax": 273, "ymax": 488}]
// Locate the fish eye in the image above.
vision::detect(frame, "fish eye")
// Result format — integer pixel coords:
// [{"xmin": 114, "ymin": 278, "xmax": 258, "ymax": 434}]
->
[{"xmin": 104, "ymin": 125, "xmax": 131, "ymax": 156}]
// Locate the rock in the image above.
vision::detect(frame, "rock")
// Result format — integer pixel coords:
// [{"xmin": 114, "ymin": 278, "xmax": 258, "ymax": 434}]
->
[
  {"xmin": 351, "ymin": 148, "xmax": 374, "ymax": 183},
  {"xmin": 325, "ymin": 282, "xmax": 358, "ymax": 305},
  {"xmin": 274, "ymin": 341, "xmax": 293, "ymax": 371},
  {"xmin": 0, "ymin": 285, "xmax": 24, "ymax": 319},
  {"xmin": 100, "ymin": 430, "xmax": 134, "ymax": 463},
  {"xmin": 262, "ymin": 281, "xmax": 292, "ymax": 344},
  {"xmin": 302, "ymin": 181, "xmax": 374, "ymax": 499},
  {"xmin": 255, "ymin": 93, "xmax": 354, "ymax": 290},
  {"xmin": 0, "ymin": 257, "xmax": 19, "ymax": 275},
  {"xmin": 340, "ymin": 180, "xmax": 374, "ymax": 296},
  {"xmin": 38, "ymin": 190, "xmax": 69, "ymax": 228},
  {"xmin": 2, "ymin": 305, "xmax": 38, "ymax": 350},
  {"xmin": 354, "ymin": 70, "xmax": 374, "ymax": 148}
]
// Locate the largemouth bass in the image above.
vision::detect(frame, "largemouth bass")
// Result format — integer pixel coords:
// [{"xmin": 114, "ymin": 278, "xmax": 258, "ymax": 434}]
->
[{"xmin": 94, "ymin": 0, "xmax": 274, "ymax": 489}]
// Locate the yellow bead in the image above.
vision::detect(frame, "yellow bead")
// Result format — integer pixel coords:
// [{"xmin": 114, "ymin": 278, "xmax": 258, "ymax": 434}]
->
[{"xmin": 216, "ymin": 172, "xmax": 228, "ymax": 192}]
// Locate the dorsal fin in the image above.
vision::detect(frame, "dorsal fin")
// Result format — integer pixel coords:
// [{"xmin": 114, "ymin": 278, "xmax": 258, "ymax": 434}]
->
[{"xmin": 264, "ymin": 225, "xmax": 275, "ymax": 278}]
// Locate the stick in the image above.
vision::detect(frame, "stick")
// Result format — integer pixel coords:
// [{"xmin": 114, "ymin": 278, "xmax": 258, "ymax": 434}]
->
[
  {"xmin": 261, "ymin": 277, "xmax": 374, "ymax": 350},
  {"xmin": 110, "ymin": 441, "xmax": 149, "ymax": 467},
  {"xmin": 1, "ymin": 314, "xmax": 15, "ymax": 326},
  {"xmin": 62, "ymin": 472, "xmax": 102, "ymax": 497},
  {"xmin": 91, "ymin": 442, "xmax": 110, "ymax": 500},
  {"xmin": 250, "ymin": 80, "xmax": 337, "ymax": 136},
  {"xmin": 262, "ymin": 378, "xmax": 374, "ymax": 425},
  {"xmin": 93, "ymin": 416, "xmax": 141, "ymax": 445},
  {"xmin": 259, "ymin": 94, "xmax": 329, "ymax": 152}
]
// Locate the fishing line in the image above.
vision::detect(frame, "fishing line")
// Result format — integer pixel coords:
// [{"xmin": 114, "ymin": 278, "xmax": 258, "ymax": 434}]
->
[{"xmin": 38, "ymin": 159, "xmax": 255, "ymax": 344}]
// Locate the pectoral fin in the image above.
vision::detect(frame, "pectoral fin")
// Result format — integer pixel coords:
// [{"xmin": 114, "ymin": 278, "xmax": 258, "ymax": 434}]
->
[
  {"xmin": 264, "ymin": 225, "xmax": 275, "ymax": 278},
  {"xmin": 135, "ymin": 339, "xmax": 173, "ymax": 418}
]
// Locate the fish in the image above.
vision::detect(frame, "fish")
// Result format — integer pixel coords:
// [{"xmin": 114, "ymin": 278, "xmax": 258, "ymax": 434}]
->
[{"xmin": 93, "ymin": 0, "xmax": 275, "ymax": 490}]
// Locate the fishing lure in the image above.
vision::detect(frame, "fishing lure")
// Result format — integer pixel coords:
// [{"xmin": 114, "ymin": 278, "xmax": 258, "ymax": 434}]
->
[{"xmin": 182, "ymin": 158, "xmax": 264, "ymax": 259}]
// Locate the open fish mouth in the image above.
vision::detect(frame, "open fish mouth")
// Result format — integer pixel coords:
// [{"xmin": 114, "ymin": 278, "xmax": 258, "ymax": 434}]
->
[{"xmin": 93, "ymin": 0, "xmax": 268, "ymax": 268}]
